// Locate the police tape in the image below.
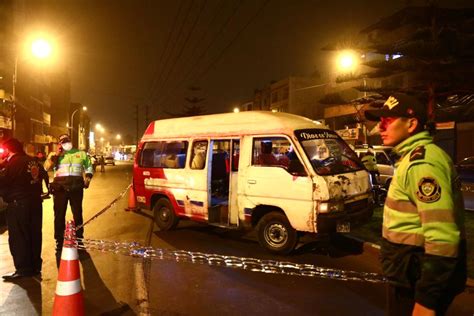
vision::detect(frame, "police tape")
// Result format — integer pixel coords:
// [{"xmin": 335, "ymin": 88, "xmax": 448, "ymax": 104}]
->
[
  {"xmin": 76, "ymin": 183, "xmax": 132, "ymax": 231},
  {"xmin": 73, "ymin": 237, "xmax": 387, "ymax": 284}
]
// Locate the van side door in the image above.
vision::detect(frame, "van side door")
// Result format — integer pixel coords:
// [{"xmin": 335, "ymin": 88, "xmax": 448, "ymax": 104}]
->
[
  {"xmin": 185, "ymin": 140, "xmax": 209, "ymax": 220},
  {"xmin": 240, "ymin": 136, "xmax": 315, "ymax": 233}
]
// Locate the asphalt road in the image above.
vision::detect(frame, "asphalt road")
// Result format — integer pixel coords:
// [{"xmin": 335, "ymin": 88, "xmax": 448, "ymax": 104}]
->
[{"xmin": 1, "ymin": 162, "xmax": 473, "ymax": 315}]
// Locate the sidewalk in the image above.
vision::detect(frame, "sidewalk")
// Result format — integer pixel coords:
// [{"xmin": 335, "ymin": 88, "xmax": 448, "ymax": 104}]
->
[{"xmin": 0, "ymin": 229, "xmax": 44, "ymax": 315}]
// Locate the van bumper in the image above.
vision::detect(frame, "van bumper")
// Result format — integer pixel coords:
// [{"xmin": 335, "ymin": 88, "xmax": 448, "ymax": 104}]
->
[{"xmin": 316, "ymin": 200, "xmax": 374, "ymax": 233}]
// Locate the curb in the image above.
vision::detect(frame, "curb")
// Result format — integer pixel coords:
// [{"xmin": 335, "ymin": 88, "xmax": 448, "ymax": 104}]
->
[{"xmin": 343, "ymin": 234, "xmax": 474, "ymax": 288}]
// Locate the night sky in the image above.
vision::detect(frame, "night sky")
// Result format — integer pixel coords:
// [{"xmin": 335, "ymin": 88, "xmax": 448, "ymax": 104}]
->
[{"xmin": 27, "ymin": 0, "xmax": 474, "ymax": 139}]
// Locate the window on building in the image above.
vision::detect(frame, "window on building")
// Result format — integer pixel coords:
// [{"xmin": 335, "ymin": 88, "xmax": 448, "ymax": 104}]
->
[{"xmin": 271, "ymin": 92, "xmax": 278, "ymax": 103}]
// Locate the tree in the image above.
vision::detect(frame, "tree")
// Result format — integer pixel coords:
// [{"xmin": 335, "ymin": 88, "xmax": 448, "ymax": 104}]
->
[{"xmin": 165, "ymin": 88, "xmax": 207, "ymax": 117}]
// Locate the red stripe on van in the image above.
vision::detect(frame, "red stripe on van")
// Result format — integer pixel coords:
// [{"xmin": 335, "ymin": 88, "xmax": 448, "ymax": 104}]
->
[{"xmin": 143, "ymin": 122, "xmax": 154, "ymax": 136}]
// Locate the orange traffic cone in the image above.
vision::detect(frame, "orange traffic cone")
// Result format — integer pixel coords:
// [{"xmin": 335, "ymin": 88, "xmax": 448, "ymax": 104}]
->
[
  {"xmin": 125, "ymin": 185, "xmax": 139, "ymax": 212},
  {"xmin": 53, "ymin": 221, "xmax": 84, "ymax": 316}
]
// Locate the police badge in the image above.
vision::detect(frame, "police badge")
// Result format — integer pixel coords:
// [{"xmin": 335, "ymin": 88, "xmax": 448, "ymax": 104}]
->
[{"xmin": 416, "ymin": 177, "xmax": 441, "ymax": 203}]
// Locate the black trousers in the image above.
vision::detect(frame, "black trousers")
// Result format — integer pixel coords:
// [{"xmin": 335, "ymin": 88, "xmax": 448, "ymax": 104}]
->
[
  {"xmin": 6, "ymin": 198, "xmax": 43, "ymax": 274},
  {"xmin": 53, "ymin": 189, "xmax": 84, "ymax": 247},
  {"xmin": 386, "ymin": 285, "xmax": 456, "ymax": 316}
]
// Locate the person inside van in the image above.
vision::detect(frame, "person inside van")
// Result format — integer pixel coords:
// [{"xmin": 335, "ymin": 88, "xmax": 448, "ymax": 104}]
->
[
  {"xmin": 258, "ymin": 141, "xmax": 278, "ymax": 166},
  {"xmin": 191, "ymin": 149, "xmax": 206, "ymax": 169},
  {"xmin": 163, "ymin": 143, "xmax": 181, "ymax": 168}
]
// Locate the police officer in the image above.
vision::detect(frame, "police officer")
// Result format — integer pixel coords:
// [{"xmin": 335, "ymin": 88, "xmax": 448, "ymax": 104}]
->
[
  {"xmin": 44, "ymin": 134, "xmax": 93, "ymax": 254},
  {"xmin": 365, "ymin": 93, "xmax": 466, "ymax": 315},
  {"xmin": 0, "ymin": 138, "xmax": 45, "ymax": 280}
]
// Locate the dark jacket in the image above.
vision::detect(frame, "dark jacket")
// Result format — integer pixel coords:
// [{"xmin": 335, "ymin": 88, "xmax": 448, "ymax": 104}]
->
[{"xmin": 0, "ymin": 152, "xmax": 44, "ymax": 202}]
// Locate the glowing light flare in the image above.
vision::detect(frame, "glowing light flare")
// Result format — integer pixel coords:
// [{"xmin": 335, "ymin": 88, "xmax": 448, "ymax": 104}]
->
[
  {"xmin": 337, "ymin": 50, "xmax": 358, "ymax": 72},
  {"xmin": 31, "ymin": 38, "xmax": 52, "ymax": 59}
]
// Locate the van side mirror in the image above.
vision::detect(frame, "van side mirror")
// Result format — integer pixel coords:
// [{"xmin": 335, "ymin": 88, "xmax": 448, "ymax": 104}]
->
[{"xmin": 287, "ymin": 159, "xmax": 306, "ymax": 176}]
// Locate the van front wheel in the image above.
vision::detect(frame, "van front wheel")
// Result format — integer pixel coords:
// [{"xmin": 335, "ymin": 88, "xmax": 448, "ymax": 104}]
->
[
  {"xmin": 257, "ymin": 212, "xmax": 298, "ymax": 255},
  {"xmin": 153, "ymin": 198, "xmax": 179, "ymax": 230}
]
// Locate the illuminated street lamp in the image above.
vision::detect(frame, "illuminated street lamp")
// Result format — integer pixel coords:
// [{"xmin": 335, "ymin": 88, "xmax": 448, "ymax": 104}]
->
[
  {"xmin": 70, "ymin": 106, "xmax": 87, "ymax": 132},
  {"xmin": 95, "ymin": 123, "xmax": 105, "ymax": 133},
  {"xmin": 70, "ymin": 106, "xmax": 87, "ymax": 148},
  {"xmin": 337, "ymin": 50, "xmax": 358, "ymax": 73},
  {"xmin": 31, "ymin": 38, "xmax": 52, "ymax": 60},
  {"xmin": 12, "ymin": 36, "xmax": 53, "ymax": 136},
  {"xmin": 116, "ymin": 134, "xmax": 121, "ymax": 140},
  {"xmin": 233, "ymin": 107, "xmax": 240, "ymax": 113}
]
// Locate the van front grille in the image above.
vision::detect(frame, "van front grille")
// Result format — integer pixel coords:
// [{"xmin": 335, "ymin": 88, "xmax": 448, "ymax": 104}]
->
[{"xmin": 345, "ymin": 199, "xmax": 369, "ymax": 213}]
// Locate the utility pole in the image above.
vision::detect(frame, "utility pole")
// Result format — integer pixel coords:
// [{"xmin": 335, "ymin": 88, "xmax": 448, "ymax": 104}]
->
[
  {"xmin": 134, "ymin": 103, "xmax": 139, "ymax": 145},
  {"xmin": 145, "ymin": 104, "xmax": 149, "ymax": 128}
]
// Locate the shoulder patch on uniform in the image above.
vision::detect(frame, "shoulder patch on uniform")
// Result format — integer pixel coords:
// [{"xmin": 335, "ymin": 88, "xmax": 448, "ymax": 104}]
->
[
  {"xmin": 416, "ymin": 177, "xmax": 441, "ymax": 203},
  {"xmin": 410, "ymin": 146, "xmax": 425, "ymax": 161}
]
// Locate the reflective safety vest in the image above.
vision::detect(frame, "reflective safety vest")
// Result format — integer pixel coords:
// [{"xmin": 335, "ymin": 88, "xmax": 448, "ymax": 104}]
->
[
  {"xmin": 49, "ymin": 149, "xmax": 93, "ymax": 188},
  {"xmin": 383, "ymin": 131, "xmax": 465, "ymax": 258}
]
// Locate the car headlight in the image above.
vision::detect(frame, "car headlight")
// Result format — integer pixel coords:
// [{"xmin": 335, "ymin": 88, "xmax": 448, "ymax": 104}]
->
[{"xmin": 317, "ymin": 201, "xmax": 344, "ymax": 213}]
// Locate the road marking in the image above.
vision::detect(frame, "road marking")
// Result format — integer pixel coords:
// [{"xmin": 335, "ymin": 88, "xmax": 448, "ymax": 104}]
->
[{"xmin": 134, "ymin": 262, "xmax": 150, "ymax": 316}]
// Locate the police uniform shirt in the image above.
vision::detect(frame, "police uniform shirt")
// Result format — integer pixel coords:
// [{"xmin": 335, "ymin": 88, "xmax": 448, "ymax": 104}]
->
[{"xmin": 0, "ymin": 153, "xmax": 42, "ymax": 202}]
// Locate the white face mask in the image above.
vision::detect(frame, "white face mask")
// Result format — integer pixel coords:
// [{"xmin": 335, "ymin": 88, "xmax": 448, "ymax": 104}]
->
[{"xmin": 61, "ymin": 142, "xmax": 73, "ymax": 151}]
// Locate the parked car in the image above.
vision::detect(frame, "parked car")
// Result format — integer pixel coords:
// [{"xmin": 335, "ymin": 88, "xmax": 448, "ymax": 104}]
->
[
  {"xmin": 104, "ymin": 156, "xmax": 115, "ymax": 166},
  {"xmin": 456, "ymin": 156, "xmax": 474, "ymax": 211},
  {"xmin": 355, "ymin": 146, "xmax": 395, "ymax": 187}
]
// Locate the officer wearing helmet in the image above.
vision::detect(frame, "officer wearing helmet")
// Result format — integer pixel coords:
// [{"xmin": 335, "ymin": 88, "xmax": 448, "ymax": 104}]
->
[
  {"xmin": 365, "ymin": 93, "xmax": 466, "ymax": 315},
  {"xmin": 44, "ymin": 134, "xmax": 93, "ymax": 259}
]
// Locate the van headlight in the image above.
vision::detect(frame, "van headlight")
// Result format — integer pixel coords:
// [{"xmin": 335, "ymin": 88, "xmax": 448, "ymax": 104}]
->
[{"xmin": 317, "ymin": 201, "xmax": 344, "ymax": 213}]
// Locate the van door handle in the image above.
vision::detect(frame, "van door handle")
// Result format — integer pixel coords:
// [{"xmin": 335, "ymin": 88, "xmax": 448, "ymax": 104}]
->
[{"xmin": 247, "ymin": 180, "xmax": 256, "ymax": 184}]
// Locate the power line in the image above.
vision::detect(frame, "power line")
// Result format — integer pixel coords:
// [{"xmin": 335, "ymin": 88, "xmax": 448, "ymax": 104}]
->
[
  {"xmin": 154, "ymin": 0, "xmax": 244, "ymax": 109},
  {"xmin": 151, "ymin": 0, "xmax": 208, "ymax": 106},
  {"xmin": 195, "ymin": 0, "xmax": 270, "ymax": 83},
  {"xmin": 151, "ymin": 0, "xmax": 226, "ymax": 111},
  {"xmin": 147, "ymin": 0, "xmax": 195, "ymax": 106},
  {"xmin": 144, "ymin": 0, "xmax": 185, "ymax": 105}
]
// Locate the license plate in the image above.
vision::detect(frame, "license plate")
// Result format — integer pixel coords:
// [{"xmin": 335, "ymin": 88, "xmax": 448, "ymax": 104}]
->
[{"xmin": 336, "ymin": 221, "xmax": 350, "ymax": 233}]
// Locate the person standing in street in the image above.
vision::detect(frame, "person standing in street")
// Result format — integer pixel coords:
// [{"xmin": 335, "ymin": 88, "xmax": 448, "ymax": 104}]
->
[
  {"xmin": 0, "ymin": 138, "xmax": 45, "ymax": 280},
  {"xmin": 44, "ymin": 134, "xmax": 93, "ymax": 257},
  {"xmin": 99, "ymin": 155, "xmax": 105, "ymax": 173},
  {"xmin": 365, "ymin": 93, "xmax": 466, "ymax": 315}
]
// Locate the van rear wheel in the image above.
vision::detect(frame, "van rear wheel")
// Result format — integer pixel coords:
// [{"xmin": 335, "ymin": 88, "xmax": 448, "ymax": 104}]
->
[
  {"xmin": 257, "ymin": 212, "xmax": 298, "ymax": 255},
  {"xmin": 153, "ymin": 198, "xmax": 179, "ymax": 230}
]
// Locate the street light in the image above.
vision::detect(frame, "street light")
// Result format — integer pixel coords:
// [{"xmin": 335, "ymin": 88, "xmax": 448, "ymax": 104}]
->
[
  {"xmin": 70, "ymin": 106, "xmax": 87, "ymax": 148},
  {"xmin": 12, "ymin": 37, "xmax": 53, "ymax": 136},
  {"xmin": 31, "ymin": 38, "xmax": 52, "ymax": 59},
  {"xmin": 70, "ymin": 106, "xmax": 87, "ymax": 132},
  {"xmin": 336, "ymin": 50, "xmax": 358, "ymax": 73}
]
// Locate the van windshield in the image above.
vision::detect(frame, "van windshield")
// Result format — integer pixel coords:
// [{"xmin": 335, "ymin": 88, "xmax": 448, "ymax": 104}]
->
[{"xmin": 295, "ymin": 129, "xmax": 364, "ymax": 175}]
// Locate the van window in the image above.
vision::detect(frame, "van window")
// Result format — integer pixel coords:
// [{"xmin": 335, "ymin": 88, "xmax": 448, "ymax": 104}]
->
[
  {"xmin": 161, "ymin": 141, "xmax": 188, "ymax": 168},
  {"xmin": 139, "ymin": 141, "xmax": 187, "ymax": 168},
  {"xmin": 295, "ymin": 129, "xmax": 363, "ymax": 175},
  {"xmin": 139, "ymin": 142, "xmax": 164, "ymax": 168},
  {"xmin": 252, "ymin": 137, "xmax": 292, "ymax": 168},
  {"xmin": 190, "ymin": 140, "xmax": 208, "ymax": 169},
  {"xmin": 231, "ymin": 140, "xmax": 240, "ymax": 171}
]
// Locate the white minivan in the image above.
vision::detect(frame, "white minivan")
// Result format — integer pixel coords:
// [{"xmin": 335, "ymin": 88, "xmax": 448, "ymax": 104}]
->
[{"xmin": 133, "ymin": 112, "xmax": 374, "ymax": 254}]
